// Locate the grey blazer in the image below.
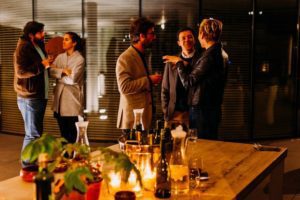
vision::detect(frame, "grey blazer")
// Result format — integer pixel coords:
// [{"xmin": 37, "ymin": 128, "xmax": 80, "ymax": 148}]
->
[
  {"xmin": 161, "ymin": 52, "xmax": 200, "ymax": 121},
  {"xmin": 116, "ymin": 46, "xmax": 152, "ymax": 129},
  {"xmin": 161, "ymin": 62, "xmax": 177, "ymax": 121},
  {"xmin": 50, "ymin": 51, "xmax": 84, "ymax": 116}
]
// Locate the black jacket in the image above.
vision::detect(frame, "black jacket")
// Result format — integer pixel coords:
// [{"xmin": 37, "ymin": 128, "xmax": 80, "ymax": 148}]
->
[
  {"xmin": 14, "ymin": 37, "xmax": 47, "ymax": 99},
  {"xmin": 177, "ymin": 43, "xmax": 226, "ymax": 108}
]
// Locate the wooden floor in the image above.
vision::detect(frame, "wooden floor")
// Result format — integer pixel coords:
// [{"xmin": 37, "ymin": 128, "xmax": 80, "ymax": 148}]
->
[{"xmin": 0, "ymin": 133, "xmax": 300, "ymax": 199}]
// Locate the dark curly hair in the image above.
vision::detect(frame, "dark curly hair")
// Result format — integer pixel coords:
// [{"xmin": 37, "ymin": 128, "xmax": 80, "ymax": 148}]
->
[
  {"xmin": 23, "ymin": 21, "xmax": 44, "ymax": 40},
  {"xmin": 65, "ymin": 32, "xmax": 83, "ymax": 52},
  {"xmin": 130, "ymin": 17, "xmax": 155, "ymax": 44}
]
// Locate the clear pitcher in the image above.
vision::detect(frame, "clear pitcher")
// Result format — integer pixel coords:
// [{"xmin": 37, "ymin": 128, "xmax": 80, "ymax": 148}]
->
[
  {"xmin": 133, "ymin": 108, "xmax": 144, "ymax": 130},
  {"xmin": 169, "ymin": 125, "xmax": 189, "ymax": 194},
  {"xmin": 75, "ymin": 121, "xmax": 89, "ymax": 146}
]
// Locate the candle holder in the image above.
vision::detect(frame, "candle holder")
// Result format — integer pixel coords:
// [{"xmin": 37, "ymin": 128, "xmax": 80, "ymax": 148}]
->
[{"xmin": 123, "ymin": 143, "xmax": 156, "ymax": 192}]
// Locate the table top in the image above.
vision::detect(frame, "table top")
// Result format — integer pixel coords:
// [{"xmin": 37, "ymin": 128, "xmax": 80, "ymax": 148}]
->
[
  {"xmin": 102, "ymin": 140, "xmax": 287, "ymax": 200},
  {"xmin": 0, "ymin": 140, "xmax": 287, "ymax": 200}
]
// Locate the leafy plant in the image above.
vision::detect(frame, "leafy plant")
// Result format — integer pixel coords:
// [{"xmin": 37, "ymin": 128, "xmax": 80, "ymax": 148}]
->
[
  {"xmin": 21, "ymin": 134, "xmax": 142, "ymax": 195},
  {"xmin": 21, "ymin": 134, "xmax": 96, "ymax": 194},
  {"xmin": 21, "ymin": 134, "xmax": 66, "ymax": 164}
]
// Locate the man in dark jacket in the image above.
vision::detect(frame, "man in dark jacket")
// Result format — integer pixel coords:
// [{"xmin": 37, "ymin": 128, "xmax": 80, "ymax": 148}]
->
[
  {"xmin": 14, "ymin": 21, "xmax": 51, "ymax": 166},
  {"xmin": 161, "ymin": 27, "xmax": 200, "ymax": 128},
  {"xmin": 163, "ymin": 18, "xmax": 227, "ymax": 140}
]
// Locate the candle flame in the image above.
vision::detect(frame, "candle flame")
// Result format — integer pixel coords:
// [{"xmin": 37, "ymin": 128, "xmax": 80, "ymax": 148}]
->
[
  {"xmin": 143, "ymin": 162, "xmax": 155, "ymax": 179},
  {"xmin": 128, "ymin": 171, "xmax": 137, "ymax": 185},
  {"xmin": 133, "ymin": 184, "xmax": 142, "ymax": 192},
  {"xmin": 109, "ymin": 172, "xmax": 121, "ymax": 188}
]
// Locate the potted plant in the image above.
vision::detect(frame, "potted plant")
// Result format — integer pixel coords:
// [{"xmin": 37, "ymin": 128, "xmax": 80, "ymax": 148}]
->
[{"xmin": 21, "ymin": 134, "xmax": 142, "ymax": 200}]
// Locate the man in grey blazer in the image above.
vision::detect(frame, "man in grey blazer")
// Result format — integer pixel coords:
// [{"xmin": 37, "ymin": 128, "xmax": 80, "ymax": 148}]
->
[
  {"xmin": 161, "ymin": 27, "xmax": 200, "ymax": 128},
  {"xmin": 116, "ymin": 17, "xmax": 162, "ymax": 131}
]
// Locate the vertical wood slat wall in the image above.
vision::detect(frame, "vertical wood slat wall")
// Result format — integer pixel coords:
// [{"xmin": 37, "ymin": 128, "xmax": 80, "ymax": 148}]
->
[
  {"xmin": 0, "ymin": 0, "xmax": 298, "ymax": 141},
  {"xmin": 0, "ymin": 0, "xmax": 33, "ymax": 135}
]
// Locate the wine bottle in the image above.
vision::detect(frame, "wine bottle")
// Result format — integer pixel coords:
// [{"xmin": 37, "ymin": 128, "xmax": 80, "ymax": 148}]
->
[
  {"xmin": 127, "ymin": 128, "xmax": 135, "ymax": 140},
  {"xmin": 154, "ymin": 131, "xmax": 171, "ymax": 198},
  {"xmin": 154, "ymin": 120, "xmax": 163, "ymax": 145},
  {"xmin": 34, "ymin": 153, "xmax": 54, "ymax": 200}
]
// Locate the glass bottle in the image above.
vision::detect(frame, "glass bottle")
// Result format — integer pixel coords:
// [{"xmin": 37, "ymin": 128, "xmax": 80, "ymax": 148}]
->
[
  {"xmin": 133, "ymin": 108, "xmax": 144, "ymax": 143},
  {"xmin": 75, "ymin": 121, "xmax": 90, "ymax": 146},
  {"xmin": 169, "ymin": 125, "xmax": 189, "ymax": 194},
  {"xmin": 133, "ymin": 108, "xmax": 144, "ymax": 131},
  {"xmin": 34, "ymin": 153, "xmax": 54, "ymax": 200},
  {"xmin": 154, "ymin": 131, "xmax": 171, "ymax": 198}
]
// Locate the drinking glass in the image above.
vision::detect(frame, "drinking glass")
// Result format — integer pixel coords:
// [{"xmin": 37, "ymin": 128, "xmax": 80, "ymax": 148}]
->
[
  {"xmin": 188, "ymin": 128, "xmax": 198, "ymax": 142},
  {"xmin": 188, "ymin": 158, "xmax": 201, "ymax": 189}
]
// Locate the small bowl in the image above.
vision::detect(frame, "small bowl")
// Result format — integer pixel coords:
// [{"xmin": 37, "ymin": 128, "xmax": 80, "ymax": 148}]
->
[
  {"xmin": 115, "ymin": 191, "xmax": 136, "ymax": 200},
  {"xmin": 20, "ymin": 165, "xmax": 38, "ymax": 182}
]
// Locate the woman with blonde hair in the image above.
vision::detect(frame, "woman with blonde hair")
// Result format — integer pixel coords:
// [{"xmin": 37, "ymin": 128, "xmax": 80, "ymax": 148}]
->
[{"xmin": 163, "ymin": 18, "xmax": 227, "ymax": 139}]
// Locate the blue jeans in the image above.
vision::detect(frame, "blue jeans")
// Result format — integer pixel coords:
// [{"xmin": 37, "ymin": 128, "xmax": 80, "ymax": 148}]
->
[
  {"xmin": 17, "ymin": 97, "xmax": 47, "ymax": 165},
  {"xmin": 189, "ymin": 106, "xmax": 221, "ymax": 140}
]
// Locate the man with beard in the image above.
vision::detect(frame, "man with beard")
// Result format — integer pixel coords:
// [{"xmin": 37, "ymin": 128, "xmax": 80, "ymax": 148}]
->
[
  {"xmin": 116, "ymin": 17, "xmax": 162, "ymax": 132},
  {"xmin": 14, "ymin": 21, "xmax": 51, "ymax": 167},
  {"xmin": 161, "ymin": 27, "xmax": 200, "ymax": 129}
]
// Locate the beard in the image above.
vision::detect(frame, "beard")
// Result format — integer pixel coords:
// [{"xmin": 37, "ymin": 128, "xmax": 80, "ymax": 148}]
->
[
  {"xmin": 34, "ymin": 37, "xmax": 44, "ymax": 44},
  {"xmin": 143, "ymin": 40, "xmax": 153, "ymax": 49}
]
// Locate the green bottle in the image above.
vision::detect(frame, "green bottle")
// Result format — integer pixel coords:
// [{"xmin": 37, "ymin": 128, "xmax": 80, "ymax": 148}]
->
[{"xmin": 34, "ymin": 153, "xmax": 54, "ymax": 200}]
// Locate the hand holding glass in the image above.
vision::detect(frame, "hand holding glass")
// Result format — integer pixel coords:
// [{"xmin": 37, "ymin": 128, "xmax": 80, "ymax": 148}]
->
[{"xmin": 149, "ymin": 72, "xmax": 162, "ymax": 85}]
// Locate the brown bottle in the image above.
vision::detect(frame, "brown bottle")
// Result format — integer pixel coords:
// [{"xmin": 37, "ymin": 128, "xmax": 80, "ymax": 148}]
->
[
  {"xmin": 154, "ymin": 131, "xmax": 171, "ymax": 198},
  {"xmin": 34, "ymin": 153, "xmax": 54, "ymax": 200}
]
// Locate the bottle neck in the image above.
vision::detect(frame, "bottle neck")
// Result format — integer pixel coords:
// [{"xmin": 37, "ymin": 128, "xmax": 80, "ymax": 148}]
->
[
  {"xmin": 160, "ymin": 136, "xmax": 166, "ymax": 159},
  {"xmin": 39, "ymin": 161, "xmax": 47, "ymax": 170}
]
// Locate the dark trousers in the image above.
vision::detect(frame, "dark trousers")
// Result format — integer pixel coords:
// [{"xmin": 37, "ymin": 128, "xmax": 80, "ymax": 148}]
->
[
  {"xmin": 189, "ymin": 106, "xmax": 221, "ymax": 140},
  {"xmin": 54, "ymin": 112, "xmax": 78, "ymax": 143}
]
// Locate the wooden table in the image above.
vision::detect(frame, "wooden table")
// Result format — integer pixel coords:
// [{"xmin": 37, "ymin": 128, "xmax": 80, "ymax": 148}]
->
[{"xmin": 0, "ymin": 140, "xmax": 287, "ymax": 200}]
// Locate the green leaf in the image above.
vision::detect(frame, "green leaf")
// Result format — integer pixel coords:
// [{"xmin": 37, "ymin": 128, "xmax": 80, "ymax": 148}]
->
[
  {"xmin": 21, "ymin": 133, "xmax": 66, "ymax": 163},
  {"xmin": 21, "ymin": 142, "xmax": 34, "ymax": 161},
  {"xmin": 63, "ymin": 167, "xmax": 94, "ymax": 194}
]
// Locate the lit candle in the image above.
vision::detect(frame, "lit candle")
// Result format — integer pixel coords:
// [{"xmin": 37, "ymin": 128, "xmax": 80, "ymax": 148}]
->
[
  {"xmin": 109, "ymin": 172, "xmax": 121, "ymax": 189},
  {"xmin": 132, "ymin": 184, "xmax": 141, "ymax": 192},
  {"xmin": 142, "ymin": 162, "xmax": 156, "ymax": 191},
  {"xmin": 128, "ymin": 171, "xmax": 137, "ymax": 186}
]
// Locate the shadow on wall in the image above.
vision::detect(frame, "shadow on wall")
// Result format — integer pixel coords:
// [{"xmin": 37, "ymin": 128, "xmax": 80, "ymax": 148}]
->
[
  {"xmin": 264, "ymin": 168, "xmax": 300, "ymax": 195},
  {"xmin": 282, "ymin": 169, "xmax": 300, "ymax": 194}
]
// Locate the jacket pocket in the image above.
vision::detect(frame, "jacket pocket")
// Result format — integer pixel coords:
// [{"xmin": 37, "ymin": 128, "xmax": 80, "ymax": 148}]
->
[{"xmin": 17, "ymin": 76, "xmax": 38, "ymax": 93}]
